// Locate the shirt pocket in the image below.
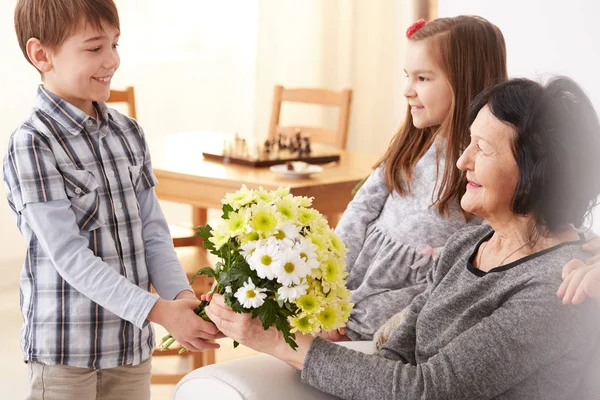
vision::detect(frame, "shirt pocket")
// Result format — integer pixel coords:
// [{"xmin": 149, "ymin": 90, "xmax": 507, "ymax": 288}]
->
[{"xmin": 61, "ymin": 168, "xmax": 104, "ymax": 231}]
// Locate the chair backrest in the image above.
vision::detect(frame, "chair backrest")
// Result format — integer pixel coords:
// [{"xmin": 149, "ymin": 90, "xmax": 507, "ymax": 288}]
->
[
  {"xmin": 268, "ymin": 85, "xmax": 353, "ymax": 150},
  {"xmin": 107, "ymin": 86, "xmax": 137, "ymax": 119}
]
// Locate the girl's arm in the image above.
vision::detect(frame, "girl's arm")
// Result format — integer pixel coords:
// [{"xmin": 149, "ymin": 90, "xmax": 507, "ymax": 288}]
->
[{"xmin": 335, "ymin": 166, "xmax": 389, "ymax": 271}]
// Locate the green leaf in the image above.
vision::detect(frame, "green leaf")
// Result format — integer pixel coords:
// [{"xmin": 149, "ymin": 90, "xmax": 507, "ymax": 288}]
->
[
  {"xmin": 222, "ymin": 204, "xmax": 234, "ymax": 219},
  {"xmin": 275, "ymin": 313, "xmax": 298, "ymax": 350},
  {"xmin": 191, "ymin": 267, "xmax": 216, "ymax": 283},
  {"xmin": 253, "ymin": 298, "xmax": 278, "ymax": 330},
  {"xmin": 196, "ymin": 224, "xmax": 213, "ymax": 239}
]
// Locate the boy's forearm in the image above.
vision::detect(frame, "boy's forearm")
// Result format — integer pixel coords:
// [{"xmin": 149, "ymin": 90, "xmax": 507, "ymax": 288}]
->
[
  {"xmin": 22, "ymin": 199, "xmax": 159, "ymax": 329},
  {"xmin": 137, "ymin": 188, "xmax": 193, "ymax": 299}
]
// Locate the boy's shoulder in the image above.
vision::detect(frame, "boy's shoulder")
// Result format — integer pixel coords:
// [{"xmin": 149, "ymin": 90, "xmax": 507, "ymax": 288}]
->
[
  {"xmin": 102, "ymin": 104, "xmax": 144, "ymax": 136},
  {"xmin": 7, "ymin": 108, "xmax": 53, "ymax": 149}
]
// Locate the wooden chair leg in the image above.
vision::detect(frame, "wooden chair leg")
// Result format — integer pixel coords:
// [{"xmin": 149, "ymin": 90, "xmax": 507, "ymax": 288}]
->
[{"xmin": 326, "ymin": 213, "xmax": 340, "ymax": 229}]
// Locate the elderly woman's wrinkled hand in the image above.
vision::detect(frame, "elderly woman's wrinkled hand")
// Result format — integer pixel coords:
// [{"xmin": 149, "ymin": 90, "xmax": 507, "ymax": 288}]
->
[
  {"xmin": 205, "ymin": 294, "xmax": 282, "ymax": 355},
  {"xmin": 558, "ymin": 258, "xmax": 600, "ymax": 309}
]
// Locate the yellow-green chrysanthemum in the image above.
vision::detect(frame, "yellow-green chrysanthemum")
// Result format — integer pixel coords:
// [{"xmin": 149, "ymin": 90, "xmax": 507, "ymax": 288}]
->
[
  {"xmin": 290, "ymin": 315, "xmax": 316, "ymax": 334},
  {"xmin": 254, "ymin": 187, "xmax": 273, "ymax": 203},
  {"xmin": 275, "ymin": 195, "xmax": 298, "ymax": 220},
  {"xmin": 224, "ymin": 185, "xmax": 254, "ymax": 209},
  {"xmin": 322, "ymin": 257, "xmax": 344, "ymax": 283},
  {"xmin": 250, "ymin": 204, "xmax": 278, "ymax": 234},
  {"xmin": 295, "ymin": 293, "xmax": 321, "ymax": 313},
  {"xmin": 316, "ymin": 306, "xmax": 341, "ymax": 331},
  {"xmin": 307, "ymin": 232, "xmax": 329, "ymax": 254},
  {"xmin": 298, "ymin": 208, "xmax": 321, "ymax": 225},
  {"xmin": 298, "ymin": 196, "xmax": 313, "ymax": 207},
  {"xmin": 226, "ymin": 209, "xmax": 248, "ymax": 235},
  {"xmin": 329, "ymin": 232, "xmax": 347, "ymax": 256}
]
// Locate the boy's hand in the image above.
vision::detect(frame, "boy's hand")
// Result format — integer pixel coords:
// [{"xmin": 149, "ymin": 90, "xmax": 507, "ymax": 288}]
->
[{"xmin": 148, "ymin": 299, "xmax": 224, "ymax": 351}]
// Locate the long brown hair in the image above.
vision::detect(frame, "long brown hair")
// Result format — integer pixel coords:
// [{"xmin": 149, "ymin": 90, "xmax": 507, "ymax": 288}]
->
[{"xmin": 380, "ymin": 16, "xmax": 507, "ymax": 216}]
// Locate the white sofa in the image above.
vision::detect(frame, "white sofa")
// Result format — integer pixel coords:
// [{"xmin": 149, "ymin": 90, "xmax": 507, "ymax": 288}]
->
[{"xmin": 173, "ymin": 341, "xmax": 373, "ymax": 400}]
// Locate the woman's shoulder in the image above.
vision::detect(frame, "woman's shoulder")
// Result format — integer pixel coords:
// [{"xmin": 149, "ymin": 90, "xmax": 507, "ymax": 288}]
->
[{"xmin": 443, "ymin": 224, "xmax": 492, "ymax": 254}]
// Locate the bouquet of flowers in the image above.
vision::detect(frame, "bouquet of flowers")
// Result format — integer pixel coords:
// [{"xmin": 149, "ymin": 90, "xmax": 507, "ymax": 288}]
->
[{"xmin": 160, "ymin": 186, "xmax": 353, "ymax": 351}]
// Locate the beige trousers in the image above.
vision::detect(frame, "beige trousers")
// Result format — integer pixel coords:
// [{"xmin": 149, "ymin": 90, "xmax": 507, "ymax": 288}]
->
[{"xmin": 26, "ymin": 357, "xmax": 152, "ymax": 400}]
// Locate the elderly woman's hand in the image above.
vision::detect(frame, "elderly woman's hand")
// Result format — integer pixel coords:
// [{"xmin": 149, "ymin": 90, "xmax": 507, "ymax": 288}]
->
[
  {"xmin": 205, "ymin": 294, "xmax": 282, "ymax": 355},
  {"xmin": 558, "ymin": 257, "xmax": 600, "ymax": 309}
]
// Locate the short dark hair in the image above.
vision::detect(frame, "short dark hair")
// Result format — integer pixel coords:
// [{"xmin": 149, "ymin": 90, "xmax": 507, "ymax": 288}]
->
[
  {"xmin": 469, "ymin": 76, "xmax": 600, "ymax": 234},
  {"xmin": 14, "ymin": 0, "xmax": 120, "ymax": 68}
]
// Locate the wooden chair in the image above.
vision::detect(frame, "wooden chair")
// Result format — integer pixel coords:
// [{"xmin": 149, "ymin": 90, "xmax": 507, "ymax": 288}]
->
[
  {"xmin": 268, "ymin": 85, "xmax": 353, "ymax": 150},
  {"xmin": 107, "ymin": 86, "xmax": 215, "ymax": 384},
  {"xmin": 107, "ymin": 86, "xmax": 137, "ymax": 119},
  {"xmin": 269, "ymin": 85, "xmax": 353, "ymax": 227}
]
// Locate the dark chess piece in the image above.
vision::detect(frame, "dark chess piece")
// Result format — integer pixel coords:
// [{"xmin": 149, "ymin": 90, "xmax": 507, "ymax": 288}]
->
[
  {"xmin": 277, "ymin": 133, "xmax": 286, "ymax": 150},
  {"xmin": 295, "ymin": 131, "xmax": 302, "ymax": 146},
  {"xmin": 264, "ymin": 139, "xmax": 271, "ymax": 154},
  {"xmin": 303, "ymin": 137, "xmax": 311, "ymax": 153}
]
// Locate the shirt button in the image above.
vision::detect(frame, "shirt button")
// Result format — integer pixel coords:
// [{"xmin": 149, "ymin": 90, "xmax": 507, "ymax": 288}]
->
[
  {"xmin": 108, "ymin": 170, "xmax": 115, "ymax": 177},
  {"xmin": 86, "ymin": 119, "xmax": 93, "ymax": 126},
  {"xmin": 74, "ymin": 187, "xmax": 82, "ymax": 194},
  {"xmin": 116, "ymin": 202, "xmax": 123, "ymax": 209}
]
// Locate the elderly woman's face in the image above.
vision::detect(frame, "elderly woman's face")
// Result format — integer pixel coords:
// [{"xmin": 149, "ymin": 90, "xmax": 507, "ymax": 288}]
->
[{"xmin": 457, "ymin": 105, "xmax": 519, "ymax": 220}]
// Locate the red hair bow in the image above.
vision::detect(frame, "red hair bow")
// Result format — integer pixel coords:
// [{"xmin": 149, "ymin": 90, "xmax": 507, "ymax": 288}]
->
[{"xmin": 406, "ymin": 18, "xmax": 427, "ymax": 38}]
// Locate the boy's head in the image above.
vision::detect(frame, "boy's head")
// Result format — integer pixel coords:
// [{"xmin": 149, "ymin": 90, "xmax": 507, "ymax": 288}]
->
[{"xmin": 15, "ymin": 0, "xmax": 121, "ymax": 114}]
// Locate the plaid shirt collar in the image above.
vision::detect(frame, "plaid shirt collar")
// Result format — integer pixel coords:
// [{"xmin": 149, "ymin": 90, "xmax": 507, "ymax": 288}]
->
[{"xmin": 35, "ymin": 85, "xmax": 115, "ymax": 137}]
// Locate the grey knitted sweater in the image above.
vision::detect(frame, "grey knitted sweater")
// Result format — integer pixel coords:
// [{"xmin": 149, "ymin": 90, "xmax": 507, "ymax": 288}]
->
[
  {"xmin": 335, "ymin": 140, "xmax": 482, "ymax": 340},
  {"xmin": 302, "ymin": 224, "xmax": 600, "ymax": 400}
]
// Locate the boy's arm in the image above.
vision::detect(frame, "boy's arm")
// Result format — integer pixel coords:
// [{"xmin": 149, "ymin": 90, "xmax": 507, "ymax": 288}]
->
[
  {"xmin": 137, "ymin": 187, "xmax": 195, "ymax": 300},
  {"xmin": 22, "ymin": 199, "xmax": 159, "ymax": 329}
]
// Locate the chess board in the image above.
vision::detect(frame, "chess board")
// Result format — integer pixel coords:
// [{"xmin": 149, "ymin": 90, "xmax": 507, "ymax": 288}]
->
[{"xmin": 202, "ymin": 147, "xmax": 340, "ymax": 167}]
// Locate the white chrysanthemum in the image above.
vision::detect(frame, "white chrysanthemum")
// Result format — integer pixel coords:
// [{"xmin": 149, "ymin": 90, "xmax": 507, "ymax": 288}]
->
[
  {"xmin": 295, "ymin": 239, "xmax": 319, "ymax": 270},
  {"xmin": 225, "ymin": 286, "xmax": 232, "ymax": 293},
  {"xmin": 234, "ymin": 278, "xmax": 267, "ymax": 308},
  {"xmin": 277, "ymin": 279, "xmax": 309, "ymax": 302},
  {"xmin": 249, "ymin": 240, "xmax": 282, "ymax": 280},
  {"xmin": 274, "ymin": 221, "xmax": 301, "ymax": 243},
  {"xmin": 223, "ymin": 185, "xmax": 254, "ymax": 209},
  {"xmin": 273, "ymin": 249, "xmax": 311, "ymax": 286},
  {"xmin": 240, "ymin": 239, "xmax": 262, "ymax": 260}
]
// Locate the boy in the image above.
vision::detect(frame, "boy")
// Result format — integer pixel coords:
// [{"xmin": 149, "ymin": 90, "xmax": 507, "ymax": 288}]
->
[{"xmin": 4, "ymin": 1, "xmax": 221, "ymax": 398}]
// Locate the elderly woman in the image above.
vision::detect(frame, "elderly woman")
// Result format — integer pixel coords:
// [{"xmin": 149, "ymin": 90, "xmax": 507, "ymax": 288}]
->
[{"xmin": 206, "ymin": 77, "xmax": 600, "ymax": 400}]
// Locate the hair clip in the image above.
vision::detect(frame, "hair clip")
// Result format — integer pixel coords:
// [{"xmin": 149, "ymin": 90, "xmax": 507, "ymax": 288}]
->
[{"xmin": 406, "ymin": 18, "xmax": 427, "ymax": 38}]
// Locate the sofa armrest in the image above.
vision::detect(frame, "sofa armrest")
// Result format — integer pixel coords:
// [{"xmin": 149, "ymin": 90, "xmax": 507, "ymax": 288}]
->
[{"xmin": 173, "ymin": 341, "xmax": 374, "ymax": 400}]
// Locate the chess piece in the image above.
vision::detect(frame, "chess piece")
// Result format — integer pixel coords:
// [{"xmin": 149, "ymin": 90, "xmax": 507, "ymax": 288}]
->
[{"xmin": 303, "ymin": 136, "xmax": 311, "ymax": 153}]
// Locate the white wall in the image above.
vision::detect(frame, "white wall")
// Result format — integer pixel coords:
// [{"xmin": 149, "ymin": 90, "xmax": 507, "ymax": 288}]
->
[
  {"xmin": 438, "ymin": 0, "xmax": 600, "ymax": 231},
  {"xmin": 438, "ymin": 0, "xmax": 600, "ymax": 113}
]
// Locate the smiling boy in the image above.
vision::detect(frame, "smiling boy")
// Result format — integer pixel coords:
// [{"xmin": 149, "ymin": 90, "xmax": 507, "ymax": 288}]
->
[{"xmin": 4, "ymin": 1, "xmax": 221, "ymax": 398}]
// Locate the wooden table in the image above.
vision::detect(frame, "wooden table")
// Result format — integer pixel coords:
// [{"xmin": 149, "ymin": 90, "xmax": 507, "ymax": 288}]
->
[{"xmin": 154, "ymin": 150, "xmax": 378, "ymax": 217}]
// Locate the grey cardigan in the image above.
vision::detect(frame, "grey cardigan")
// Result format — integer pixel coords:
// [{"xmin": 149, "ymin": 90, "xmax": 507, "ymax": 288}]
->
[{"xmin": 301, "ymin": 224, "xmax": 600, "ymax": 399}]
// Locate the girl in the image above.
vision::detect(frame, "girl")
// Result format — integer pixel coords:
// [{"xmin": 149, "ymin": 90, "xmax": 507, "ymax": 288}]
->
[{"xmin": 334, "ymin": 16, "xmax": 508, "ymax": 340}]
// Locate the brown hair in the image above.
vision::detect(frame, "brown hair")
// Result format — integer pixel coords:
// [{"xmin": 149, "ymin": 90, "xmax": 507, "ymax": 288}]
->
[
  {"xmin": 14, "ymin": 0, "xmax": 120, "ymax": 67},
  {"xmin": 380, "ymin": 16, "xmax": 507, "ymax": 216}
]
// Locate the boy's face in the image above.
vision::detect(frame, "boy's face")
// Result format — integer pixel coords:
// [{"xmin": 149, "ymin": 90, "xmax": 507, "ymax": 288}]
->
[{"xmin": 44, "ymin": 20, "xmax": 120, "ymax": 117}]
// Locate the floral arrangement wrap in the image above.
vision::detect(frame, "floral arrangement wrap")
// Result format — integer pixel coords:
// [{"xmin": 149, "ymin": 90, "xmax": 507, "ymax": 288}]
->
[{"xmin": 160, "ymin": 186, "xmax": 354, "ymax": 351}]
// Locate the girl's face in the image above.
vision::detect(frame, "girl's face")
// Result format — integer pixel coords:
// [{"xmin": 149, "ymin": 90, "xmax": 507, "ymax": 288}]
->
[{"xmin": 403, "ymin": 39, "xmax": 453, "ymax": 129}]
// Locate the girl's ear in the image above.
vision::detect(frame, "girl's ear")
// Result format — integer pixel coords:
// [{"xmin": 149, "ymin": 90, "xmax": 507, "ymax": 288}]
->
[{"xmin": 26, "ymin": 38, "xmax": 53, "ymax": 74}]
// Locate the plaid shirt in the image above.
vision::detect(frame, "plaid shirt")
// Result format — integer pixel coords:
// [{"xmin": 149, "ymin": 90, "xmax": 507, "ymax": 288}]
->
[{"xmin": 3, "ymin": 86, "xmax": 189, "ymax": 369}]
